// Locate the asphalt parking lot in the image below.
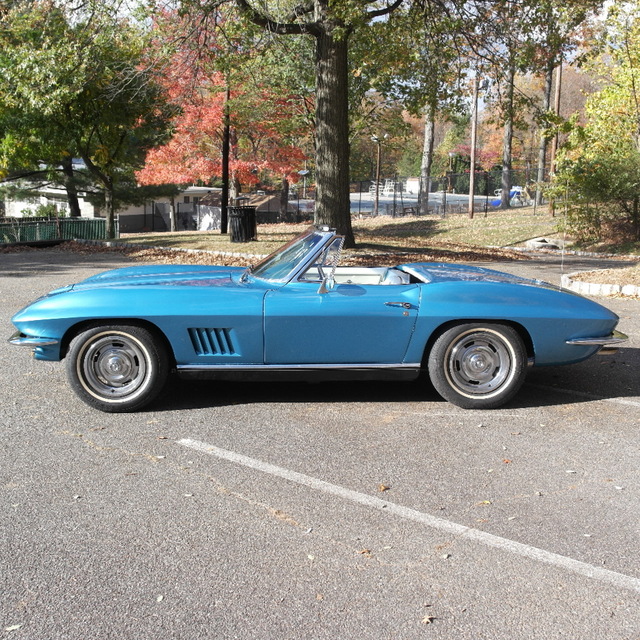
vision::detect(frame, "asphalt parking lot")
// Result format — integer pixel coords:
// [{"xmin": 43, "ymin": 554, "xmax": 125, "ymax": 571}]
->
[{"xmin": 1, "ymin": 248, "xmax": 639, "ymax": 639}]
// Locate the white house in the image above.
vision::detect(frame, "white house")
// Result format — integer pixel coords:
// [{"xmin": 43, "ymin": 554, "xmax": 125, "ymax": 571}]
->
[
  {"xmin": 2, "ymin": 184, "xmax": 218, "ymax": 218},
  {"xmin": 3, "ymin": 184, "xmax": 98, "ymax": 218},
  {"xmin": 1, "ymin": 184, "xmax": 227, "ymax": 234}
]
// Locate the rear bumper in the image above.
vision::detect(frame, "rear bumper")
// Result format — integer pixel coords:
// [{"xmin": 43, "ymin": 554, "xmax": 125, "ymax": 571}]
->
[{"xmin": 566, "ymin": 330, "xmax": 628, "ymax": 347}]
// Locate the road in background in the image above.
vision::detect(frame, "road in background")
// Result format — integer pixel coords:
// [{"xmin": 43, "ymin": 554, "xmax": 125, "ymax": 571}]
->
[{"xmin": 349, "ymin": 190, "xmax": 492, "ymax": 216}]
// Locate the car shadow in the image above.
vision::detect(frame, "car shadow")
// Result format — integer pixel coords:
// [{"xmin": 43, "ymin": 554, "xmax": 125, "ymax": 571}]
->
[{"xmin": 152, "ymin": 347, "xmax": 640, "ymax": 413}]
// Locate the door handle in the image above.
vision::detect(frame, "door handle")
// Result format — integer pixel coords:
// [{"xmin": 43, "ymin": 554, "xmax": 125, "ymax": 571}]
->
[{"xmin": 384, "ymin": 301, "xmax": 412, "ymax": 309}]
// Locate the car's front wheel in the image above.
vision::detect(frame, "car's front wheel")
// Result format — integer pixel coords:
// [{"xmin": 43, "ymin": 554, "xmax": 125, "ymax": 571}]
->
[
  {"xmin": 428, "ymin": 323, "xmax": 527, "ymax": 409},
  {"xmin": 66, "ymin": 324, "xmax": 169, "ymax": 413}
]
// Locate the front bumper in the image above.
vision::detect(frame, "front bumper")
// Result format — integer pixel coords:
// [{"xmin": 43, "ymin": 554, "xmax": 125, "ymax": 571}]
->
[{"xmin": 9, "ymin": 331, "xmax": 60, "ymax": 348}]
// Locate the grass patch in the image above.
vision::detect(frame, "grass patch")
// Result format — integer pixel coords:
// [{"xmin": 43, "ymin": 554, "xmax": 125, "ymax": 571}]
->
[
  {"xmin": 115, "ymin": 207, "xmax": 640, "ymax": 261},
  {"xmin": 352, "ymin": 208, "xmax": 559, "ymax": 249},
  {"xmin": 118, "ymin": 227, "xmax": 298, "ymax": 255},
  {"xmin": 119, "ymin": 208, "xmax": 560, "ymax": 256}
]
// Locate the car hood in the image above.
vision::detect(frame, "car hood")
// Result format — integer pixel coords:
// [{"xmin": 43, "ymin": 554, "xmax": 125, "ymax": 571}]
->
[
  {"xmin": 400, "ymin": 263, "xmax": 560, "ymax": 290},
  {"xmin": 67, "ymin": 264, "xmax": 247, "ymax": 291}
]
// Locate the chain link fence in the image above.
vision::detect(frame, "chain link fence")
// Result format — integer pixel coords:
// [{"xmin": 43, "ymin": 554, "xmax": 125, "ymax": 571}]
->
[{"xmin": 350, "ymin": 171, "xmax": 543, "ymax": 218}]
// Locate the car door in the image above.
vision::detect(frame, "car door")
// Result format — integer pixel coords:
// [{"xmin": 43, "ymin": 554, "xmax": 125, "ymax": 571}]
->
[{"xmin": 263, "ymin": 281, "xmax": 421, "ymax": 364}]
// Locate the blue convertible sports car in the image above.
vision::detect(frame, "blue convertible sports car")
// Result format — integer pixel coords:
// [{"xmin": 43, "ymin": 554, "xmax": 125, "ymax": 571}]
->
[{"xmin": 10, "ymin": 225, "xmax": 627, "ymax": 412}]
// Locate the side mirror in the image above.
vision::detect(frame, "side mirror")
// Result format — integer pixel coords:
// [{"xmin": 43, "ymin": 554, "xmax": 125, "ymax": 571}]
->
[
  {"xmin": 318, "ymin": 276, "xmax": 335, "ymax": 294},
  {"xmin": 317, "ymin": 236, "xmax": 343, "ymax": 294}
]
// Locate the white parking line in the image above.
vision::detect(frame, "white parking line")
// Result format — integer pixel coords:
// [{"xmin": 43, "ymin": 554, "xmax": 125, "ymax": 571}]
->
[
  {"xmin": 177, "ymin": 437, "xmax": 640, "ymax": 595},
  {"xmin": 526, "ymin": 383, "xmax": 640, "ymax": 408}
]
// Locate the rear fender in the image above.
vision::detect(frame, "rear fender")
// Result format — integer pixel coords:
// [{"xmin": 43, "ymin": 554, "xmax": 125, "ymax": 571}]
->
[{"xmin": 415, "ymin": 319, "xmax": 535, "ymax": 367}]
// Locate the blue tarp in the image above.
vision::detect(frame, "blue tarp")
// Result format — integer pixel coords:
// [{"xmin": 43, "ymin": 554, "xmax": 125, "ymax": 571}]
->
[{"xmin": 491, "ymin": 188, "xmax": 522, "ymax": 207}]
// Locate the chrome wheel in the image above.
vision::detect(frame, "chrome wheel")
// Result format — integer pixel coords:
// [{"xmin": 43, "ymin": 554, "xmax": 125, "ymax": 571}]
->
[
  {"xmin": 428, "ymin": 323, "xmax": 527, "ymax": 409},
  {"xmin": 79, "ymin": 333, "xmax": 149, "ymax": 399},
  {"xmin": 444, "ymin": 328, "xmax": 513, "ymax": 396},
  {"xmin": 66, "ymin": 324, "xmax": 168, "ymax": 412}
]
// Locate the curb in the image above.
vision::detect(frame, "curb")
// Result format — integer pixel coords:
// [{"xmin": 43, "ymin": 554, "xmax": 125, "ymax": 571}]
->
[
  {"xmin": 561, "ymin": 272, "xmax": 640, "ymax": 298},
  {"xmin": 501, "ymin": 243, "xmax": 639, "ymax": 299}
]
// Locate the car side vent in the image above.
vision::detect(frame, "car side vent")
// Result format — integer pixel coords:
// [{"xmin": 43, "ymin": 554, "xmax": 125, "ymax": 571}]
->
[{"xmin": 188, "ymin": 328, "xmax": 236, "ymax": 356}]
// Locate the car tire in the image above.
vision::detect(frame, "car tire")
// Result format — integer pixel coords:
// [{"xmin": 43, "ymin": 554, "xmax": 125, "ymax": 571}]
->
[
  {"xmin": 428, "ymin": 323, "xmax": 527, "ymax": 409},
  {"xmin": 66, "ymin": 324, "xmax": 169, "ymax": 413}
]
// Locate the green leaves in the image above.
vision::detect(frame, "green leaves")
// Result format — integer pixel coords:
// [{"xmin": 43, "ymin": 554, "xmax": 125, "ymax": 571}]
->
[
  {"xmin": 0, "ymin": 1, "xmax": 174, "ymax": 237},
  {"xmin": 554, "ymin": 6, "xmax": 640, "ymax": 243}
]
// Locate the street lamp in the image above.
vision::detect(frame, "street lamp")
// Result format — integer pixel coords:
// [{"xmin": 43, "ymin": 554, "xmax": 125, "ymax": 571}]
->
[
  {"xmin": 448, "ymin": 151, "xmax": 456, "ymax": 192},
  {"xmin": 298, "ymin": 169, "xmax": 309, "ymax": 199},
  {"xmin": 371, "ymin": 134, "xmax": 388, "ymax": 216}
]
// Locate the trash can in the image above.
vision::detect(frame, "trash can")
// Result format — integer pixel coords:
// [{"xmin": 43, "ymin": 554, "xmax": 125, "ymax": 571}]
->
[{"xmin": 228, "ymin": 206, "xmax": 257, "ymax": 243}]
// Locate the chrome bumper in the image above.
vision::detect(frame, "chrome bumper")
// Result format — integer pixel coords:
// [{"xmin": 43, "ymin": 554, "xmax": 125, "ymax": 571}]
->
[
  {"xmin": 8, "ymin": 331, "xmax": 59, "ymax": 347},
  {"xmin": 566, "ymin": 330, "xmax": 628, "ymax": 347}
]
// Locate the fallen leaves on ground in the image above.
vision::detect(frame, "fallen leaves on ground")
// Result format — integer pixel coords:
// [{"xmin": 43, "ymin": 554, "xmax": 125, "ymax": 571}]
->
[
  {"xmin": 0, "ymin": 238, "xmax": 528, "ymax": 267},
  {"xmin": 570, "ymin": 265, "xmax": 640, "ymax": 286}
]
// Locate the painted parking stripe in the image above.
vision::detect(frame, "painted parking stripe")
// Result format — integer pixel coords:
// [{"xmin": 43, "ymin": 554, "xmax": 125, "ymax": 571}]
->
[
  {"xmin": 177, "ymin": 438, "xmax": 640, "ymax": 595},
  {"xmin": 526, "ymin": 383, "xmax": 640, "ymax": 408}
]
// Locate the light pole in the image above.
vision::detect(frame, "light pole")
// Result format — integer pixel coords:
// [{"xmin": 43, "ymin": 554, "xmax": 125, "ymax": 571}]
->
[
  {"xmin": 469, "ymin": 77, "xmax": 489, "ymax": 219},
  {"xmin": 448, "ymin": 151, "xmax": 456, "ymax": 192},
  {"xmin": 298, "ymin": 169, "xmax": 309, "ymax": 199},
  {"xmin": 371, "ymin": 134, "xmax": 388, "ymax": 216}
]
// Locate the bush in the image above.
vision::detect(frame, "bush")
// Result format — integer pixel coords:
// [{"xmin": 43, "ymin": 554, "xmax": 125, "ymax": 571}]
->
[{"xmin": 19, "ymin": 203, "xmax": 63, "ymax": 218}]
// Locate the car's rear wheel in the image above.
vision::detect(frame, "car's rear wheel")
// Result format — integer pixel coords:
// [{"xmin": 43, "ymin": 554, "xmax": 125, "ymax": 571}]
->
[
  {"xmin": 428, "ymin": 323, "xmax": 527, "ymax": 409},
  {"xmin": 66, "ymin": 324, "xmax": 169, "ymax": 413}
]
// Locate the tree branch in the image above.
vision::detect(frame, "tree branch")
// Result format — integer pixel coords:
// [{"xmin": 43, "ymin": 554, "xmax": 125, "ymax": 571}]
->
[
  {"xmin": 285, "ymin": 0, "xmax": 315, "ymax": 22},
  {"xmin": 234, "ymin": 0, "xmax": 320, "ymax": 36},
  {"xmin": 367, "ymin": 0, "xmax": 404, "ymax": 21},
  {"xmin": 0, "ymin": 169, "xmax": 52, "ymax": 184}
]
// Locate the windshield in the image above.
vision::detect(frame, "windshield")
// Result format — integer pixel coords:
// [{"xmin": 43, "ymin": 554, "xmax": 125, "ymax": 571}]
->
[{"xmin": 250, "ymin": 228, "xmax": 332, "ymax": 282}]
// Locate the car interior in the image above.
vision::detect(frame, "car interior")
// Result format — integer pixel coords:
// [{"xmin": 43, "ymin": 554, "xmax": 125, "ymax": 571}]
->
[{"xmin": 300, "ymin": 266, "xmax": 411, "ymax": 285}]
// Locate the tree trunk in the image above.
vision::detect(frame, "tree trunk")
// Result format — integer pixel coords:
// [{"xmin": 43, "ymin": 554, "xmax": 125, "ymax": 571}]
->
[
  {"xmin": 232, "ymin": 0, "xmax": 403, "ymax": 248},
  {"xmin": 548, "ymin": 60, "xmax": 563, "ymax": 217},
  {"xmin": 280, "ymin": 177, "xmax": 289, "ymax": 218},
  {"xmin": 81, "ymin": 153, "xmax": 116, "ymax": 238},
  {"xmin": 501, "ymin": 64, "xmax": 515, "ymax": 209},
  {"xmin": 169, "ymin": 195, "xmax": 176, "ymax": 232},
  {"xmin": 231, "ymin": 172, "xmax": 240, "ymax": 201},
  {"xmin": 535, "ymin": 58, "xmax": 555, "ymax": 206},
  {"xmin": 61, "ymin": 156, "xmax": 82, "ymax": 217},
  {"xmin": 419, "ymin": 102, "xmax": 436, "ymax": 216},
  {"xmin": 313, "ymin": 25, "xmax": 355, "ymax": 247},
  {"xmin": 104, "ymin": 177, "xmax": 115, "ymax": 239}
]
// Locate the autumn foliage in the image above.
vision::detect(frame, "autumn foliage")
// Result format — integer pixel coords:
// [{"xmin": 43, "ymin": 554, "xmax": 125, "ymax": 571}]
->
[{"xmin": 136, "ymin": 14, "xmax": 308, "ymax": 191}]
